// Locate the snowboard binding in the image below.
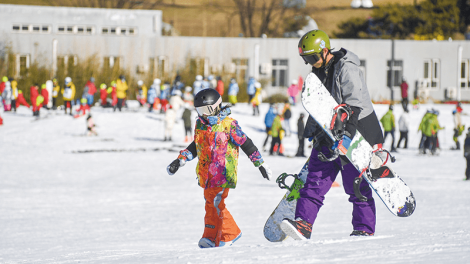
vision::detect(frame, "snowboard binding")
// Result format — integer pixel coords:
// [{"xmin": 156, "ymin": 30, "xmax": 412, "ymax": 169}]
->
[
  {"xmin": 318, "ymin": 104, "xmax": 352, "ymax": 163},
  {"xmin": 276, "ymin": 173, "xmax": 305, "ymax": 202},
  {"xmin": 353, "ymin": 148, "xmax": 396, "ymax": 202}
]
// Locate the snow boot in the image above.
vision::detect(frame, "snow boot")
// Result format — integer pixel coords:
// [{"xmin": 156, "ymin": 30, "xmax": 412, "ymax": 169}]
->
[
  {"xmin": 350, "ymin": 230, "xmax": 374, "ymax": 236},
  {"xmin": 280, "ymin": 218, "xmax": 312, "ymax": 240},
  {"xmin": 198, "ymin": 232, "xmax": 242, "ymax": 248}
]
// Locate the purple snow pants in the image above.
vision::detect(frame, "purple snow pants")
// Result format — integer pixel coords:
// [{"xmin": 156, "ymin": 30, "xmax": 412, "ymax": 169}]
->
[{"xmin": 295, "ymin": 146, "xmax": 376, "ymax": 234}]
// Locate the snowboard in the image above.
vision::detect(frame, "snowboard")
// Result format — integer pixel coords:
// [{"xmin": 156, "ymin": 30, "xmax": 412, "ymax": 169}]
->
[
  {"xmin": 263, "ymin": 159, "xmax": 309, "ymax": 242},
  {"xmin": 301, "ymin": 72, "xmax": 416, "ymax": 218}
]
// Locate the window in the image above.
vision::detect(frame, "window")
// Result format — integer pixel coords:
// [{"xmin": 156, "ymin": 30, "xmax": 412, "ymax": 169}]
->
[
  {"xmin": 67, "ymin": 26, "xmax": 73, "ymax": 33},
  {"xmin": 121, "ymin": 28, "xmax": 127, "ymax": 35},
  {"xmin": 42, "ymin": 26, "xmax": 50, "ymax": 33},
  {"xmin": 387, "ymin": 60, "xmax": 403, "ymax": 87},
  {"xmin": 58, "ymin": 26, "xmax": 65, "ymax": 32},
  {"xmin": 149, "ymin": 56, "xmax": 168, "ymax": 78},
  {"xmin": 77, "ymin": 27, "xmax": 84, "ymax": 33},
  {"xmin": 272, "ymin": 59, "xmax": 288, "ymax": 87},
  {"xmin": 110, "ymin": 28, "xmax": 116, "ymax": 34},
  {"xmin": 87, "ymin": 27, "xmax": 93, "ymax": 34},
  {"xmin": 22, "ymin": 25, "xmax": 29, "ymax": 31},
  {"xmin": 129, "ymin": 28, "xmax": 135, "ymax": 35},
  {"xmin": 460, "ymin": 60, "xmax": 470, "ymax": 88},
  {"xmin": 423, "ymin": 59, "xmax": 440, "ymax": 89},
  {"xmin": 12, "ymin": 25, "xmax": 20, "ymax": 31},
  {"xmin": 32, "ymin": 25, "xmax": 40, "ymax": 32},
  {"xmin": 102, "ymin": 28, "xmax": 109, "ymax": 34},
  {"xmin": 15, "ymin": 54, "xmax": 30, "ymax": 77}
]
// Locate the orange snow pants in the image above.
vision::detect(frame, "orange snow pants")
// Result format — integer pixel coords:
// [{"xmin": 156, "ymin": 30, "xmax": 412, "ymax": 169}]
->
[{"xmin": 203, "ymin": 187, "xmax": 241, "ymax": 246}]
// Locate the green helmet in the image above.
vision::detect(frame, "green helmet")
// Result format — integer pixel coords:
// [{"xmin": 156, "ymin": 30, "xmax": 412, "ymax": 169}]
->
[
  {"xmin": 2, "ymin": 76, "xmax": 7, "ymax": 82},
  {"xmin": 298, "ymin": 30, "xmax": 330, "ymax": 56}
]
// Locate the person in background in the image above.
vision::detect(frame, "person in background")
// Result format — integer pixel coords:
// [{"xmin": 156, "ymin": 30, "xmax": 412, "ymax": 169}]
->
[
  {"xmin": 418, "ymin": 110, "xmax": 433, "ymax": 154},
  {"xmin": 99, "ymin": 83, "xmax": 108, "ymax": 107},
  {"xmin": 86, "ymin": 114, "xmax": 98, "ymax": 136},
  {"xmin": 1, "ymin": 78, "xmax": 12, "ymax": 111},
  {"xmin": 137, "ymin": 80, "xmax": 148, "ymax": 106},
  {"xmin": 10, "ymin": 77, "xmax": 18, "ymax": 112},
  {"xmin": 250, "ymin": 82, "xmax": 262, "ymax": 116},
  {"xmin": 295, "ymin": 113, "xmax": 306, "ymax": 157},
  {"xmin": 429, "ymin": 109, "xmax": 444, "ymax": 155},
  {"xmin": 397, "ymin": 107, "xmax": 409, "ymax": 149},
  {"xmin": 62, "ymin": 77, "xmax": 75, "ymax": 115},
  {"xmin": 269, "ymin": 113, "xmax": 284, "ymax": 156},
  {"xmin": 164, "ymin": 90, "xmax": 185, "ymax": 141},
  {"xmin": 380, "ymin": 105, "xmax": 397, "ymax": 152},
  {"xmin": 193, "ymin": 75, "xmax": 203, "ymax": 96},
  {"xmin": 147, "ymin": 80, "xmax": 158, "ymax": 113},
  {"xmin": 452, "ymin": 102, "xmax": 466, "ymax": 150},
  {"xmin": 287, "ymin": 79, "xmax": 299, "ymax": 106},
  {"xmin": 247, "ymin": 77, "xmax": 256, "ymax": 103},
  {"xmin": 282, "ymin": 102, "xmax": 292, "ymax": 137},
  {"xmin": 228, "ymin": 78, "xmax": 239, "ymax": 105},
  {"xmin": 115, "ymin": 75, "xmax": 128, "ymax": 112},
  {"xmin": 400, "ymin": 78, "xmax": 409, "ymax": 111},
  {"xmin": 109, "ymin": 81, "xmax": 118, "ymax": 110},
  {"xmin": 52, "ymin": 78, "xmax": 60, "ymax": 110},
  {"xmin": 216, "ymin": 76, "xmax": 224, "ymax": 96},
  {"xmin": 0, "ymin": 76, "xmax": 7, "ymax": 107},
  {"xmin": 263, "ymin": 103, "xmax": 276, "ymax": 152},
  {"xmin": 160, "ymin": 82, "xmax": 171, "ymax": 113},
  {"xmin": 464, "ymin": 128, "xmax": 470, "ymax": 180},
  {"xmin": 183, "ymin": 86, "xmax": 194, "ymax": 105},
  {"xmin": 182, "ymin": 103, "xmax": 193, "ymax": 142},
  {"xmin": 30, "ymin": 83, "xmax": 40, "ymax": 116},
  {"xmin": 41, "ymin": 83, "xmax": 49, "ymax": 110},
  {"xmin": 34, "ymin": 94, "xmax": 44, "ymax": 117},
  {"xmin": 166, "ymin": 88, "xmax": 272, "ymax": 248},
  {"xmin": 85, "ymin": 77, "xmax": 97, "ymax": 107},
  {"xmin": 208, "ymin": 75, "xmax": 217, "ymax": 89},
  {"xmin": 16, "ymin": 90, "xmax": 30, "ymax": 109}
]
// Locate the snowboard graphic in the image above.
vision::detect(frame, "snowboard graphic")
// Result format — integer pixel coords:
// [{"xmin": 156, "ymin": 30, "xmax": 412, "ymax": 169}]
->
[
  {"xmin": 301, "ymin": 72, "xmax": 416, "ymax": 218},
  {"xmin": 263, "ymin": 159, "xmax": 309, "ymax": 242}
]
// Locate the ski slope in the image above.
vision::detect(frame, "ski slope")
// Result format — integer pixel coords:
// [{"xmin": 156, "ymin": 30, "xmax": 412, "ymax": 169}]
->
[{"xmin": 1, "ymin": 102, "xmax": 469, "ymax": 263}]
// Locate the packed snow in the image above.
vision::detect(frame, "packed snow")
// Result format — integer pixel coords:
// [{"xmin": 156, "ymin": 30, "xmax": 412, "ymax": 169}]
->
[{"xmin": 1, "ymin": 101, "xmax": 469, "ymax": 263}]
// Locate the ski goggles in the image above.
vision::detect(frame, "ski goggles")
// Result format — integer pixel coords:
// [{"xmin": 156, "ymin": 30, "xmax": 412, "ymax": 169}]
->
[
  {"xmin": 301, "ymin": 53, "xmax": 321, "ymax": 65},
  {"xmin": 195, "ymin": 97, "xmax": 222, "ymax": 117}
]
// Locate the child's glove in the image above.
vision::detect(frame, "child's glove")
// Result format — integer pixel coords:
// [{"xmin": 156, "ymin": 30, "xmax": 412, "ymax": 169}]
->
[
  {"xmin": 258, "ymin": 163, "xmax": 272, "ymax": 181},
  {"xmin": 166, "ymin": 158, "xmax": 187, "ymax": 175},
  {"xmin": 332, "ymin": 135, "xmax": 352, "ymax": 155}
]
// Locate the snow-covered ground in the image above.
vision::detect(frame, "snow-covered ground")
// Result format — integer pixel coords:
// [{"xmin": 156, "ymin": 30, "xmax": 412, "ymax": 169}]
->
[{"xmin": 1, "ymin": 101, "xmax": 469, "ymax": 263}]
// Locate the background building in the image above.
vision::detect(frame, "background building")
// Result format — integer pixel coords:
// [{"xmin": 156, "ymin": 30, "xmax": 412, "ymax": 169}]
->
[{"xmin": 1, "ymin": 4, "xmax": 470, "ymax": 102}]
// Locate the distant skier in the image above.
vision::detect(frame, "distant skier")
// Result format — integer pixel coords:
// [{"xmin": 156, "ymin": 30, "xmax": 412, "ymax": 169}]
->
[
  {"xmin": 282, "ymin": 102, "xmax": 292, "ymax": 137},
  {"xmin": 164, "ymin": 90, "xmax": 184, "ymax": 141},
  {"xmin": 1, "ymin": 78, "xmax": 12, "ymax": 111},
  {"xmin": 287, "ymin": 79, "xmax": 299, "ymax": 105},
  {"xmin": 269, "ymin": 113, "xmax": 284, "ymax": 156},
  {"xmin": 84, "ymin": 77, "xmax": 97, "ymax": 107},
  {"xmin": 99, "ymin": 83, "xmax": 108, "ymax": 107},
  {"xmin": 216, "ymin": 76, "xmax": 224, "ymax": 96},
  {"xmin": 262, "ymin": 104, "xmax": 276, "ymax": 151},
  {"xmin": 30, "ymin": 84, "xmax": 40, "ymax": 116},
  {"xmin": 166, "ymin": 88, "xmax": 272, "ymax": 248},
  {"xmin": 464, "ymin": 128, "xmax": 470, "ymax": 180},
  {"xmin": 397, "ymin": 108, "xmax": 409, "ymax": 149},
  {"xmin": 40, "ymin": 84, "xmax": 49, "ymax": 110},
  {"xmin": 147, "ymin": 79, "xmax": 159, "ymax": 112},
  {"xmin": 52, "ymin": 78, "xmax": 60, "ymax": 110},
  {"xmin": 62, "ymin": 77, "xmax": 75, "ymax": 115},
  {"xmin": 250, "ymin": 82, "xmax": 262, "ymax": 116},
  {"xmin": 182, "ymin": 103, "xmax": 193, "ymax": 143},
  {"xmin": 228, "ymin": 78, "xmax": 239, "ymax": 105},
  {"xmin": 452, "ymin": 102, "xmax": 466, "ymax": 150},
  {"xmin": 246, "ymin": 77, "xmax": 256, "ymax": 103},
  {"xmin": 281, "ymin": 30, "xmax": 384, "ymax": 240},
  {"xmin": 86, "ymin": 114, "xmax": 98, "ymax": 136},
  {"xmin": 115, "ymin": 75, "xmax": 128, "ymax": 112},
  {"xmin": 193, "ymin": 75, "xmax": 203, "ymax": 96},
  {"xmin": 380, "ymin": 105, "xmax": 397, "ymax": 152}
]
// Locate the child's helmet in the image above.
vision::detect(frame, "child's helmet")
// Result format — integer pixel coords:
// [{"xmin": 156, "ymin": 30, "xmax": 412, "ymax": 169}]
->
[
  {"xmin": 153, "ymin": 78, "xmax": 161, "ymax": 85},
  {"xmin": 65, "ymin": 77, "xmax": 72, "ymax": 84},
  {"xmin": 137, "ymin": 80, "xmax": 144, "ymax": 86},
  {"xmin": 196, "ymin": 75, "xmax": 203, "ymax": 81},
  {"xmin": 185, "ymin": 86, "xmax": 192, "ymax": 92},
  {"xmin": 194, "ymin": 88, "xmax": 222, "ymax": 117},
  {"xmin": 255, "ymin": 82, "xmax": 261, "ymax": 88},
  {"xmin": 100, "ymin": 83, "xmax": 107, "ymax": 89}
]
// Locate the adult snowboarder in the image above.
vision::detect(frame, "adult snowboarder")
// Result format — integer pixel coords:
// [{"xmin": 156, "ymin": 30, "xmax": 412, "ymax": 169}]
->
[
  {"xmin": 397, "ymin": 108, "xmax": 409, "ymax": 149},
  {"xmin": 166, "ymin": 88, "xmax": 272, "ymax": 248},
  {"xmin": 281, "ymin": 29, "xmax": 384, "ymax": 239},
  {"xmin": 380, "ymin": 105, "xmax": 397, "ymax": 152}
]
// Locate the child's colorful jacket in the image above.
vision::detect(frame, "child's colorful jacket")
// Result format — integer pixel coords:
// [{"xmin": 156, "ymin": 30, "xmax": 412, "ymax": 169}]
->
[{"xmin": 178, "ymin": 108, "xmax": 263, "ymax": 189}]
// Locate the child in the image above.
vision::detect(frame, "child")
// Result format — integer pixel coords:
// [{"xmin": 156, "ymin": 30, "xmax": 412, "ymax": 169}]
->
[
  {"xmin": 182, "ymin": 103, "xmax": 193, "ymax": 142},
  {"xmin": 86, "ymin": 114, "xmax": 98, "ymax": 136},
  {"xmin": 250, "ymin": 82, "xmax": 262, "ymax": 116},
  {"xmin": 166, "ymin": 88, "xmax": 272, "ymax": 248},
  {"xmin": 270, "ymin": 114, "xmax": 284, "ymax": 156}
]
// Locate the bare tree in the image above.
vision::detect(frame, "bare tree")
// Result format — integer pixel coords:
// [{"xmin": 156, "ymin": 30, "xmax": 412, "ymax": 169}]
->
[
  {"xmin": 231, "ymin": 0, "xmax": 301, "ymax": 37},
  {"xmin": 44, "ymin": 0, "xmax": 164, "ymax": 9}
]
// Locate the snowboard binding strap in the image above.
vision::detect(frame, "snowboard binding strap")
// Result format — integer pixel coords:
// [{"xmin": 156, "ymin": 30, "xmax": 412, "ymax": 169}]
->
[{"xmin": 276, "ymin": 173, "xmax": 298, "ymax": 191}]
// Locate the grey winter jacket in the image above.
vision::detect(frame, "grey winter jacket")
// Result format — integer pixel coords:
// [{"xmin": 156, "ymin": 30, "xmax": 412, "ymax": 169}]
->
[{"xmin": 303, "ymin": 48, "xmax": 384, "ymax": 147}]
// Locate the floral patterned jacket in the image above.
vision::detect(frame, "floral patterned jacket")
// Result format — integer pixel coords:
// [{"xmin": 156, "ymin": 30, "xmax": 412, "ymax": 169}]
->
[{"xmin": 178, "ymin": 108, "xmax": 263, "ymax": 189}]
